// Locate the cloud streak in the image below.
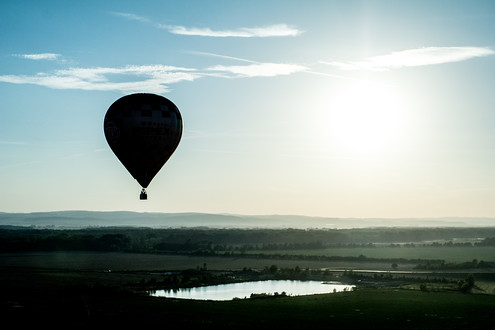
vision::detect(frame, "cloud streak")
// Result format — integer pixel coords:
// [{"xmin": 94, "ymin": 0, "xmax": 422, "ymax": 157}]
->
[
  {"xmin": 162, "ymin": 24, "xmax": 302, "ymax": 37},
  {"xmin": 110, "ymin": 11, "xmax": 150, "ymax": 23},
  {"xmin": 4, "ymin": 46, "xmax": 486, "ymax": 94},
  {"xmin": 15, "ymin": 53, "xmax": 61, "ymax": 60},
  {"xmin": 0, "ymin": 61, "xmax": 306, "ymax": 94},
  {"xmin": 0, "ymin": 65, "xmax": 198, "ymax": 94},
  {"xmin": 207, "ymin": 63, "xmax": 306, "ymax": 77},
  {"xmin": 111, "ymin": 11, "xmax": 302, "ymax": 37},
  {"xmin": 323, "ymin": 47, "xmax": 494, "ymax": 71}
]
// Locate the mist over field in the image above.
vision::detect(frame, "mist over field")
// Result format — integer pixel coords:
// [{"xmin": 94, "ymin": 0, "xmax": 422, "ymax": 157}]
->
[
  {"xmin": 0, "ymin": 211, "xmax": 495, "ymax": 229},
  {"xmin": 1, "ymin": 211, "xmax": 495, "ymax": 229}
]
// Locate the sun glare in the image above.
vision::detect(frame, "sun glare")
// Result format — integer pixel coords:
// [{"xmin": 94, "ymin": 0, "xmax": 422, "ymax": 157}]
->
[{"xmin": 321, "ymin": 81, "xmax": 408, "ymax": 156}]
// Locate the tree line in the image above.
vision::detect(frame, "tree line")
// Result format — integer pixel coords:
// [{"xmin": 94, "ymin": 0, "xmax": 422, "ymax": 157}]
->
[{"xmin": 1, "ymin": 226, "xmax": 495, "ymax": 254}]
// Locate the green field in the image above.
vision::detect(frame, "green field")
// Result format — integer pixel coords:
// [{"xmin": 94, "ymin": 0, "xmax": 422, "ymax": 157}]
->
[
  {"xmin": 2, "ymin": 226, "xmax": 495, "ymax": 328},
  {"xmin": 245, "ymin": 246, "xmax": 495, "ymax": 263},
  {"xmin": 1, "ymin": 265, "xmax": 494, "ymax": 329},
  {"xmin": 1, "ymin": 251, "xmax": 495, "ymax": 328}
]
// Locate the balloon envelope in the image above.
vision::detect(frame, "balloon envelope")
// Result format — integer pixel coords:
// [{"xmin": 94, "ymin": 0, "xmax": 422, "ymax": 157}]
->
[{"xmin": 104, "ymin": 93, "xmax": 182, "ymax": 188}]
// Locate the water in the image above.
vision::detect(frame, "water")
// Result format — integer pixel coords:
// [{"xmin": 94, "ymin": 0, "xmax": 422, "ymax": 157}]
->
[{"xmin": 151, "ymin": 280, "xmax": 354, "ymax": 301}]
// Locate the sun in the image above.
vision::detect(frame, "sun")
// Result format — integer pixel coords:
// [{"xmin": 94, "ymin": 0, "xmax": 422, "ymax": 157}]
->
[{"xmin": 323, "ymin": 81, "xmax": 408, "ymax": 156}]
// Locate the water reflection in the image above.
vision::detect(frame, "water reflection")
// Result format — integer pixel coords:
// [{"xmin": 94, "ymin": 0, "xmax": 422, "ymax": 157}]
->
[{"xmin": 151, "ymin": 280, "xmax": 354, "ymax": 301}]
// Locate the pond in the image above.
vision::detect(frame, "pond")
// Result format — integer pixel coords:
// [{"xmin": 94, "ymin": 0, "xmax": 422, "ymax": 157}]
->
[{"xmin": 151, "ymin": 280, "xmax": 354, "ymax": 301}]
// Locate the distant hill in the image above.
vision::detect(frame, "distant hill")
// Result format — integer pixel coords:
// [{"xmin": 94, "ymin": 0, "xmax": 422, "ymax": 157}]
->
[{"xmin": 0, "ymin": 211, "xmax": 494, "ymax": 229}]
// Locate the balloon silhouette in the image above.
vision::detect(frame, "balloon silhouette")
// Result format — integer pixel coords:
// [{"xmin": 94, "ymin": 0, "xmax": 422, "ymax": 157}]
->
[{"xmin": 104, "ymin": 93, "xmax": 182, "ymax": 199}]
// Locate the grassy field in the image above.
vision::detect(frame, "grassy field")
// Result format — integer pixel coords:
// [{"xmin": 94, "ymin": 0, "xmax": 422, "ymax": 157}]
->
[
  {"xmin": 0, "ymin": 251, "xmax": 414, "ymax": 272},
  {"xmin": 244, "ymin": 246, "xmax": 495, "ymax": 263},
  {"xmin": 2, "ymin": 268, "xmax": 494, "ymax": 329},
  {"xmin": 2, "ymin": 245, "xmax": 495, "ymax": 329}
]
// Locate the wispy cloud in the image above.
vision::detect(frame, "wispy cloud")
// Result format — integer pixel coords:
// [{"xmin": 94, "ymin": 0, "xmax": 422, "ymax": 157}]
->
[
  {"xmin": 112, "ymin": 11, "xmax": 302, "ymax": 37},
  {"xmin": 0, "ymin": 59, "xmax": 306, "ymax": 94},
  {"xmin": 207, "ymin": 63, "xmax": 307, "ymax": 77},
  {"xmin": 186, "ymin": 51, "xmax": 259, "ymax": 64},
  {"xmin": 161, "ymin": 24, "xmax": 302, "ymax": 37},
  {"xmin": 15, "ymin": 53, "xmax": 61, "ymax": 61},
  {"xmin": 0, "ymin": 65, "xmax": 198, "ymax": 94},
  {"xmin": 6, "ymin": 46, "xmax": 487, "ymax": 94},
  {"xmin": 109, "ymin": 11, "xmax": 150, "ymax": 23},
  {"xmin": 323, "ymin": 47, "xmax": 494, "ymax": 71},
  {"xmin": 194, "ymin": 51, "xmax": 307, "ymax": 77}
]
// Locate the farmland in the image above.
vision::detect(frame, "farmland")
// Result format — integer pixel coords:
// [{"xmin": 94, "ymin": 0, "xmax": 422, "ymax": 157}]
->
[
  {"xmin": 242, "ymin": 245, "xmax": 495, "ymax": 264},
  {"xmin": 1, "ymin": 225, "xmax": 495, "ymax": 328}
]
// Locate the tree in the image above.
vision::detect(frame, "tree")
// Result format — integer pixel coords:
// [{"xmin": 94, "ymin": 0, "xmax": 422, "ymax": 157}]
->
[{"xmin": 459, "ymin": 274, "xmax": 475, "ymax": 293}]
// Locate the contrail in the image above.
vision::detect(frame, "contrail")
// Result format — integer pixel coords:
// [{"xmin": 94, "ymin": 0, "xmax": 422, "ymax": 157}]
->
[{"xmin": 186, "ymin": 51, "xmax": 260, "ymax": 64}]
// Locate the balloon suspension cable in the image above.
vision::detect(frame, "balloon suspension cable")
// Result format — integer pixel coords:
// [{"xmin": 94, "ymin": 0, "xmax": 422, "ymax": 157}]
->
[{"xmin": 140, "ymin": 188, "xmax": 147, "ymax": 200}]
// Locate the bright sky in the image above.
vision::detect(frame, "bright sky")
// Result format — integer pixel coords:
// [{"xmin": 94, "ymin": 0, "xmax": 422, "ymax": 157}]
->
[{"xmin": 1, "ymin": 0, "xmax": 495, "ymax": 218}]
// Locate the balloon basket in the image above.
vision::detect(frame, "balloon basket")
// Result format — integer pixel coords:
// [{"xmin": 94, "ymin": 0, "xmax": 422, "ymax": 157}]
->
[{"xmin": 140, "ymin": 189, "xmax": 147, "ymax": 200}]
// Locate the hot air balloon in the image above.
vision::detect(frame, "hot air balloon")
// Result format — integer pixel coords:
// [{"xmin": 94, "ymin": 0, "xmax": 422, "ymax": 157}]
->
[{"xmin": 104, "ymin": 93, "xmax": 182, "ymax": 200}]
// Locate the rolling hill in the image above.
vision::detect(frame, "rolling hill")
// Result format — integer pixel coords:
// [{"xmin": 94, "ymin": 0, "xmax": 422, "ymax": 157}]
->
[{"xmin": 1, "ymin": 211, "xmax": 494, "ymax": 229}]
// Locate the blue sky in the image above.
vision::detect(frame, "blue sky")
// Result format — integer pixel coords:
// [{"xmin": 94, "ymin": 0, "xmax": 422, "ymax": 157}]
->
[{"xmin": 1, "ymin": 0, "xmax": 495, "ymax": 218}]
